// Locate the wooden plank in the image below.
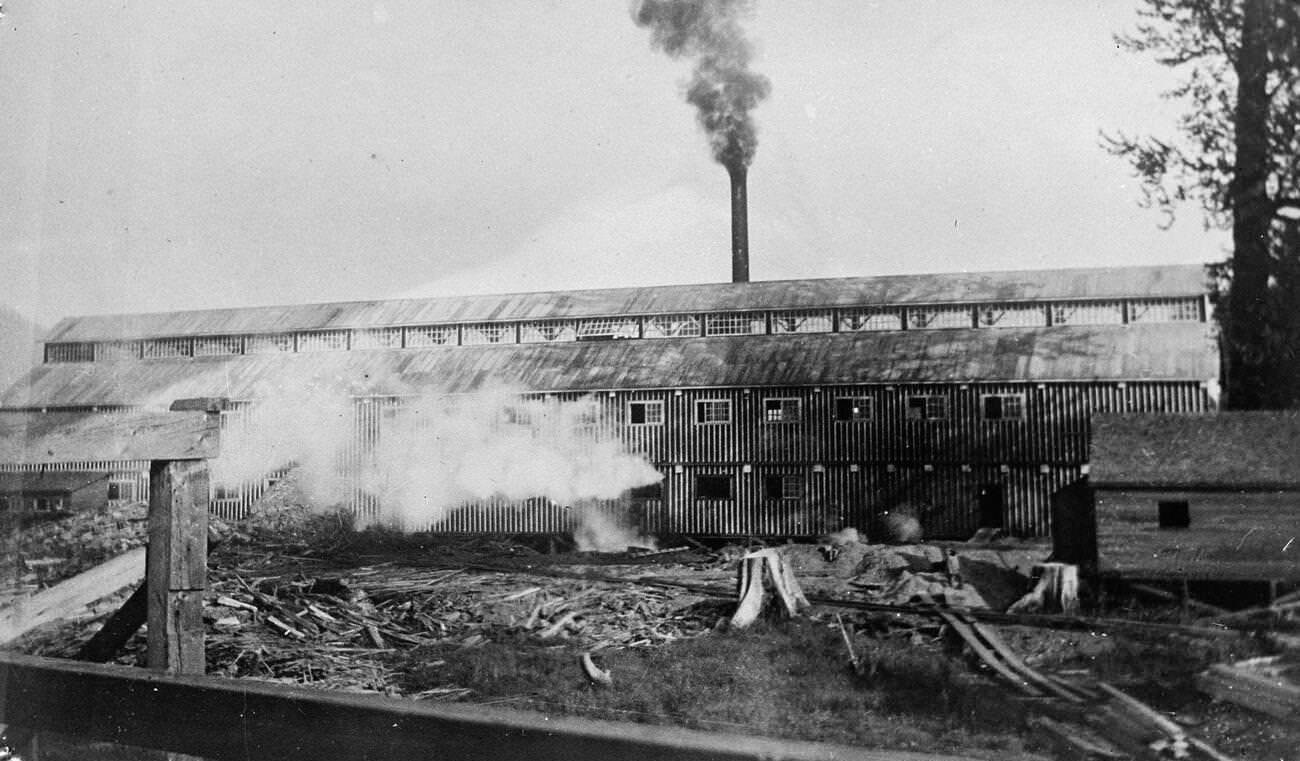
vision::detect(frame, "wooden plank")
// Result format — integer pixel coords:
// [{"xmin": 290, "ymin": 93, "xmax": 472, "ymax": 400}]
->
[
  {"xmin": 146, "ymin": 460, "xmax": 208, "ymax": 675},
  {"xmin": 931, "ymin": 607, "xmax": 1042, "ymax": 696},
  {"xmin": 961, "ymin": 617, "xmax": 1083, "ymax": 703},
  {"xmin": 0, "ymin": 652, "xmax": 984, "ymax": 761},
  {"xmin": 1197, "ymin": 662, "xmax": 1300, "ymax": 720},
  {"xmin": 0, "ymin": 409, "xmax": 219, "ymax": 464},
  {"xmin": 0, "ymin": 547, "xmax": 146, "ymax": 644}
]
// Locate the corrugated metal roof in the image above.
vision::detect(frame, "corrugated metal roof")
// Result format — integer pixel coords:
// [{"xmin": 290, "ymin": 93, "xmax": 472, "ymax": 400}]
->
[
  {"xmin": 1090, "ymin": 412, "xmax": 1300, "ymax": 489},
  {"xmin": 3, "ymin": 323, "xmax": 1217, "ymax": 408},
  {"xmin": 44, "ymin": 264, "xmax": 1207, "ymax": 342}
]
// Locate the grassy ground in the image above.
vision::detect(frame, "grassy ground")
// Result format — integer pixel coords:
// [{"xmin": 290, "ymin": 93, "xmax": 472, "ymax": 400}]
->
[{"xmin": 387, "ymin": 616, "xmax": 1039, "ymax": 759}]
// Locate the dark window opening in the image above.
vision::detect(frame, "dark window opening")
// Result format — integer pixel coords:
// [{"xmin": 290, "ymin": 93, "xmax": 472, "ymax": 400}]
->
[
  {"xmin": 629, "ymin": 401, "xmax": 664, "ymax": 425},
  {"xmin": 629, "ymin": 481, "xmax": 663, "ymax": 500},
  {"xmin": 834, "ymin": 397, "xmax": 873, "ymax": 422},
  {"xmin": 977, "ymin": 484, "xmax": 1004, "ymax": 528},
  {"xmin": 982, "ymin": 394, "xmax": 1024, "ymax": 420},
  {"xmin": 907, "ymin": 395, "xmax": 947, "ymax": 420},
  {"xmin": 107, "ymin": 482, "xmax": 134, "ymax": 501},
  {"xmin": 1158, "ymin": 500, "xmax": 1190, "ymax": 529},
  {"xmin": 763, "ymin": 475, "xmax": 805, "ymax": 501},
  {"xmin": 695, "ymin": 474, "xmax": 733, "ymax": 500}
]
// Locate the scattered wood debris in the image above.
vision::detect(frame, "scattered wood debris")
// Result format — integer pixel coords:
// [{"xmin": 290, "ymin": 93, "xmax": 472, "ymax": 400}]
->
[{"xmin": 189, "ymin": 554, "xmax": 717, "ymax": 694}]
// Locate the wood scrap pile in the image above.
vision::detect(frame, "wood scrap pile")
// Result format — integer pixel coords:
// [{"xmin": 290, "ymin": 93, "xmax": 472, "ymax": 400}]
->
[
  {"xmin": 0, "ymin": 501, "xmax": 147, "ymax": 601},
  {"xmin": 199, "ymin": 562, "xmax": 718, "ymax": 693}
]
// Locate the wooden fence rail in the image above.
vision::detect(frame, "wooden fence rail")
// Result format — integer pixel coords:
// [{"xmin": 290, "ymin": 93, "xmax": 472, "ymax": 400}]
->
[{"xmin": 0, "ymin": 652, "xmax": 979, "ymax": 761}]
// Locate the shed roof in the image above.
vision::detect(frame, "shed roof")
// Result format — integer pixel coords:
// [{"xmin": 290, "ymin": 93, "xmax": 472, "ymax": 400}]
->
[
  {"xmin": 1090, "ymin": 412, "xmax": 1300, "ymax": 489},
  {"xmin": 0, "ymin": 471, "xmax": 108, "ymax": 495},
  {"xmin": 3, "ymin": 323, "xmax": 1217, "ymax": 409},
  {"xmin": 44, "ymin": 264, "xmax": 1206, "ymax": 342}
]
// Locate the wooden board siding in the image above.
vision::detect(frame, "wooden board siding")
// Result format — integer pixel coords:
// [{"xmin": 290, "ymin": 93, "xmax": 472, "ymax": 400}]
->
[
  {"xmin": 328, "ymin": 380, "xmax": 1208, "ymax": 537},
  {"xmin": 21, "ymin": 380, "xmax": 1212, "ymax": 537},
  {"xmin": 1095, "ymin": 490, "xmax": 1300, "ymax": 580}
]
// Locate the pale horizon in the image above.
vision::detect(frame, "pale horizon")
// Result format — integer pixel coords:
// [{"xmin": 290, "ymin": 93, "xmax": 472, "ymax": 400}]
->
[{"xmin": 2, "ymin": 1, "xmax": 1227, "ymax": 329}]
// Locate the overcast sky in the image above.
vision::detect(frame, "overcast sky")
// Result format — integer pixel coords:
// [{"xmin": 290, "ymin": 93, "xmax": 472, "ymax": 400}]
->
[{"xmin": 0, "ymin": 1, "xmax": 1225, "ymax": 328}]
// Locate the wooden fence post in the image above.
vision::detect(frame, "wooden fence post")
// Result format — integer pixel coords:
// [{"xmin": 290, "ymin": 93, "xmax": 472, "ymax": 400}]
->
[{"xmin": 147, "ymin": 459, "xmax": 208, "ymax": 675}]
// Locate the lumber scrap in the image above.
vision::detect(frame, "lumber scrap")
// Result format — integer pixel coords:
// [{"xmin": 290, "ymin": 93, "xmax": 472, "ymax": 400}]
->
[
  {"xmin": 1095, "ymin": 682, "xmax": 1187, "ymax": 742},
  {"xmin": 920, "ymin": 595, "xmax": 1041, "ymax": 697},
  {"xmin": 579, "ymin": 652, "xmax": 612, "ymax": 687},
  {"xmin": 1028, "ymin": 716, "xmax": 1125, "ymax": 761},
  {"xmin": 1196, "ymin": 657, "xmax": 1300, "ymax": 720},
  {"xmin": 0, "ymin": 547, "xmax": 145, "ymax": 644}
]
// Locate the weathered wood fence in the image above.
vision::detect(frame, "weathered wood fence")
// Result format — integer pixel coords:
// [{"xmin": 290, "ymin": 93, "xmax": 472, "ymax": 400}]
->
[{"xmin": 0, "ymin": 652, "xmax": 979, "ymax": 761}]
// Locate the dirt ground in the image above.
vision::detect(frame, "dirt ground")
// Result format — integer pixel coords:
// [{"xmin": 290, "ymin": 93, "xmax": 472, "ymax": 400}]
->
[{"xmin": 6, "ymin": 496, "xmax": 1300, "ymax": 760}]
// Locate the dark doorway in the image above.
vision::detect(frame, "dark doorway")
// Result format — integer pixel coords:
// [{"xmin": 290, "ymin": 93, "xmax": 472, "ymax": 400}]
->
[{"xmin": 977, "ymin": 484, "xmax": 1004, "ymax": 528}]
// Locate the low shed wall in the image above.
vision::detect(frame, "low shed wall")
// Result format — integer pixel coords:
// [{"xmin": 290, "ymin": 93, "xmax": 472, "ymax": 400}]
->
[{"xmin": 1095, "ymin": 489, "xmax": 1300, "ymax": 581}]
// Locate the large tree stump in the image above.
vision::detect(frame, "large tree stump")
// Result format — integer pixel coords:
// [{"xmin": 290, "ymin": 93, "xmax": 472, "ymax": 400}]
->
[
  {"xmin": 1009, "ymin": 562, "xmax": 1080, "ymax": 615},
  {"xmin": 730, "ymin": 549, "xmax": 810, "ymax": 628}
]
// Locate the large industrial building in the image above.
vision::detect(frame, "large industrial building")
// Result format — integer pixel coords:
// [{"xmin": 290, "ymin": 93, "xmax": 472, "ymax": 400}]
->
[{"xmin": 0, "ymin": 263, "xmax": 1219, "ymax": 539}]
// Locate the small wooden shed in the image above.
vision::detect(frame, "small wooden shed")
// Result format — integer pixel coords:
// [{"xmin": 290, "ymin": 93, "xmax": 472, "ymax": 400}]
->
[
  {"xmin": 0, "ymin": 471, "xmax": 108, "ymax": 515},
  {"xmin": 1087, "ymin": 412, "xmax": 1300, "ymax": 582}
]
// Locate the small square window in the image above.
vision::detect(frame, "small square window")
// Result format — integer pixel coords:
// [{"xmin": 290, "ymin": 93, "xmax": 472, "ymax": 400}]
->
[
  {"xmin": 695, "ymin": 400, "xmax": 732, "ymax": 424},
  {"xmin": 982, "ymin": 394, "xmax": 1025, "ymax": 421},
  {"xmin": 1158, "ymin": 500, "xmax": 1190, "ymax": 528},
  {"xmin": 763, "ymin": 474, "xmax": 804, "ymax": 501},
  {"xmin": 695, "ymin": 474, "xmax": 733, "ymax": 500},
  {"xmin": 763, "ymin": 398, "xmax": 802, "ymax": 423},
  {"xmin": 628, "ymin": 401, "xmax": 664, "ymax": 425},
  {"xmin": 834, "ymin": 397, "xmax": 873, "ymax": 421},
  {"xmin": 906, "ymin": 395, "xmax": 948, "ymax": 420}
]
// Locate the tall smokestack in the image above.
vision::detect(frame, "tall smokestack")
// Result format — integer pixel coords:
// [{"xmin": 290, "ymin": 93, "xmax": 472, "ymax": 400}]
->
[
  {"xmin": 729, "ymin": 164, "xmax": 748, "ymax": 283},
  {"xmin": 634, "ymin": 0, "xmax": 769, "ymax": 283}
]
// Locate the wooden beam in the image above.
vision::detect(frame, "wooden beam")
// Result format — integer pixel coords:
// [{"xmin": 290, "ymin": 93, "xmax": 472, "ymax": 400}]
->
[
  {"xmin": 147, "ymin": 460, "xmax": 208, "ymax": 675},
  {"xmin": 0, "ymin": 652, "xmax": 981, "ymax": 761},
  {"xmin": 0, "ymin": 409, "xmax": 218, "ymax": 465},
  {"xmin": 0, "ymin": 547, "xmax": 145, "ymax": 645}
]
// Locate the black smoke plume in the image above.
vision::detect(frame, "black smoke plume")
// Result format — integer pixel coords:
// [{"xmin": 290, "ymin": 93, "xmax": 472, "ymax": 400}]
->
[{"xmin": 634, "ymin": 0, "xmax": 771, "ymax": 171}]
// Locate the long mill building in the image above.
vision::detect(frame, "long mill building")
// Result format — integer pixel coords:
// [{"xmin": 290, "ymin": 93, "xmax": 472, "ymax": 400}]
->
[{"xmin": 0, "ymin": 264, "xmax": 1218, "ymax": 539}]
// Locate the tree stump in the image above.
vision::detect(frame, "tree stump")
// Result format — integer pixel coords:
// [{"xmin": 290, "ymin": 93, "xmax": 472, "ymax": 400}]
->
[
  {"xmin": 730, "ymin": 548, "xmax": 811, "ymax": 628},
  {"xmin": 1009, "ymin": 562, "xmax": 1080, "ymax": 615}
]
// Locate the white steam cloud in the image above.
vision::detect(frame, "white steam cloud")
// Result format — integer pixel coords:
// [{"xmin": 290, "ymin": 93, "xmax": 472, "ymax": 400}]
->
[{"xmin": 205, "ymin": 380, "xmax": 662, "ymax": 551}]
